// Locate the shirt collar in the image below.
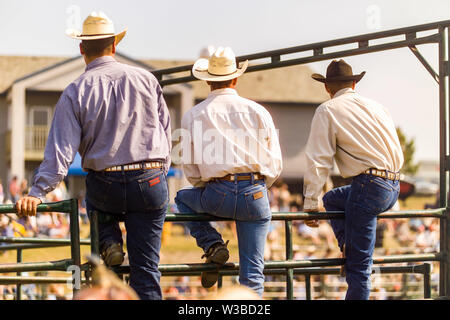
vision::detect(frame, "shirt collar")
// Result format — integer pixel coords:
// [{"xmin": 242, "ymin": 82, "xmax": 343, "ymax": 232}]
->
[
  {"xmin": 207, "ymin": 88, "xmax": 238, "ymax": 98},
  {"xmin": 85, "ymin": 56, "xmax": 116, "ymax": 71},
  {"xmin": 333, "ymin": 87, "xmax": 355, "ymax": 98}
]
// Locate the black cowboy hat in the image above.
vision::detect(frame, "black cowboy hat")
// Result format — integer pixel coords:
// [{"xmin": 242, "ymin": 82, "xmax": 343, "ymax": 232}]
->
[{"xmin": 311, "ymin": 59, "xmax": 366, "ymax": 83}]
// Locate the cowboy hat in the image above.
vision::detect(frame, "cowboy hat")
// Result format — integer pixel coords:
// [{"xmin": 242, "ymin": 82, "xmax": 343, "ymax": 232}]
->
[
  {"xmin": 66, "ymin": 11, "xmax": 127, "ymax": 45},
  {"xmin": 311, "ymin": 59, "xmax": 366, "ymax": 83},
  {"xmin": 192, "ymin": 46, "xmax": 249, "ymax": 82}
]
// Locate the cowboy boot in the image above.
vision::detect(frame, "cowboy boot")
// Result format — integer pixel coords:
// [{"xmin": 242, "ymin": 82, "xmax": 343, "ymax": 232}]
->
[
  {"xmin": 101, "ymin": 243, "xmax": 125, "ymax": 267},
  {"xmin": 201, "ymin": 240, "xmax": 230, "ymax": 288}
]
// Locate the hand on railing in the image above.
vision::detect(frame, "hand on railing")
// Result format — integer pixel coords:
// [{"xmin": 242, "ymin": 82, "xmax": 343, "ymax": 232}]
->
[
  {"xmin": 15, "ymin": 196, "xmax": 42, "ymax": 217},
  {"xmin": 303, "ymin": 208, "xmax": 319, "ymax": 228}
]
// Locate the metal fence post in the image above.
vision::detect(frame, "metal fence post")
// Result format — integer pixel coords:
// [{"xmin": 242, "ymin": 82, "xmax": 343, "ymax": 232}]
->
[
  {"xmin": 16, "ymin": 248, "xmax": 22, "ymax": 300},
  {"xmin": 439, "ymin": 25, "xmax": 450, "ymax": 297},
  {"xmin": 305, "ymin": 274, "xmax": 312, "ymax": 300},
  {"xmin": 423, "ymin": 263, "xmax": 431, "ymax": 299},
  {"xmin": 90, "ymin": 210, "xmax": 100, "ymax": 257},
  {"xmin": 446, "ymin": 25, "xmax": 450, "ymax": 300},
  {"xmin": 285, "ymin": 220, "xmax": 294, "ymax": 300},
  {"xmin": 68, "ymin": 198, "xmax": 80, "ymax": 295}
]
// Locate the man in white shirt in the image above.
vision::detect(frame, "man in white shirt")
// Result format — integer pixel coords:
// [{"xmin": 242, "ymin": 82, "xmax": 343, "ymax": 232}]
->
[
  {"xmin": 175, "ymin": 47, "xmax": 282, "ymax": 296},
  {"xmin": 303, "ymin": 59, "xmax": 403, "ymax": 300}
]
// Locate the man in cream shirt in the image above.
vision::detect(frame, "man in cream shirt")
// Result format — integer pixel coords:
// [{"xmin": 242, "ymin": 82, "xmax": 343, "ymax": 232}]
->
[
  {"xmin": 175, "ymin": 47, "xmax": 282, "ymax": 296},
  {"xmin": 303, "ymin": 59, "xmax": 403, "ymax": 300}
]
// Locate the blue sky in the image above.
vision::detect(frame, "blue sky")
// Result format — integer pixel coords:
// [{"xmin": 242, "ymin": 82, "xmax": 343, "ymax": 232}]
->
[{"xmin": 0, "ymin": 0, "xmax": 449, "ymax": 161}]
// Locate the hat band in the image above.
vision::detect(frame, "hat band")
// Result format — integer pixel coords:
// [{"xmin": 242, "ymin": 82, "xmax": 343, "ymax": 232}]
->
[
  {"xmin": 79, "ymin": 33, "xmax": 115, "ymax": 37},
  {"xmin": 207, "ymin": 68, "xmax": 239, "ymax": 77}
]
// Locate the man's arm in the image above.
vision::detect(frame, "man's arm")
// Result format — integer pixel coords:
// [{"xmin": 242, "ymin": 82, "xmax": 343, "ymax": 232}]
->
[
  {"xmin": 17, "ymin": 91, "xmax": 82, "ymax": 216},
  {"xmin": 157, "ymin": 84, "xmax": 172, "ymax": 174},
  {"xmin": 303, "ymin": 107, "xmax": 336, "ymax": 225},
  {"xmin": 180, "ymin": 112, "xmax": 205, "ymax": 188},
  {"xmin": 261, "ymin": 109, "xmax": 283, "ymax": 188}
]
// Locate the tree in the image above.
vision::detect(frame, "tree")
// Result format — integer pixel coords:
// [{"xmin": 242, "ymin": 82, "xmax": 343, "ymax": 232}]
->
[{"xmin": 396, "ymin": 127, "xmax": 420, "ymax": 176}]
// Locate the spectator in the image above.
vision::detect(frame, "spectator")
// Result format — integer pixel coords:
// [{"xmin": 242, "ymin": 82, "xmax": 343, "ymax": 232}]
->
[
  {"xmin": 8, "ymin": 176, "xmax": 20, "ymax": 203},
  {"xmin": 0, "ymin": 179, "xmax": 4, "ymax": 204},
  {"xmin": 20, "ymin": 179, "xmax": 28, "ymax": 197}
]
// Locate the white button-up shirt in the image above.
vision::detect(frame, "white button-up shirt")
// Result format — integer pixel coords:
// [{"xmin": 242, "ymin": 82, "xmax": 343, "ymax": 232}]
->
[
  {"xmin": 303, "ymin": 88, "xmax": 404, "ymax": 210},
  {"xmin": 180, "ymin": 88, "xmax": 282, "ymax": 188}
]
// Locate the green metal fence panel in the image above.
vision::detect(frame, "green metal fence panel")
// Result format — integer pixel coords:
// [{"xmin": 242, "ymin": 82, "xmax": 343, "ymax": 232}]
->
[{"xmin": 0, "ymin": 200, "xmax": 81, "ymax": 299}]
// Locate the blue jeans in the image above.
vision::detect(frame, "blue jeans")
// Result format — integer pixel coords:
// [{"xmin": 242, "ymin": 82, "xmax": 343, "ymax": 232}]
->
[
  {"xmin": 175, "ymin": 174, "xmax": 271, "ymax": 297},
  {"xmin": 323, "ymin": 174, "xmax": 399, "ymax": 300},
  {"xmin": 85, "ymin": 168, "xmax": 169, "ymax": 300}
]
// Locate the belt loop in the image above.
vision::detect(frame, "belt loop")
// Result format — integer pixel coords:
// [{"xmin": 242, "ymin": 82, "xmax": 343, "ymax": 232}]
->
[
  {"xmin": 384, "ymin": 169, "xmax": 388, "ymax": 180},
  {"xmin": 251, "ymin": 173, "xmax": 255, "ymax": 184}
]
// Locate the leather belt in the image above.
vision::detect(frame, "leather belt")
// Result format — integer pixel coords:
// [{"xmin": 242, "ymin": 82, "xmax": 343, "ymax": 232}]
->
[
  {"xmin": 364, "ymin": 168, "xmax": 400, "ymax": 181},
  {"xmin": 104, "ymin": 161, "xmax": 163, "ymax": 172},
  {"xmin": 216, "ymin": 173, "xmax": 264, "ymax": 182}
]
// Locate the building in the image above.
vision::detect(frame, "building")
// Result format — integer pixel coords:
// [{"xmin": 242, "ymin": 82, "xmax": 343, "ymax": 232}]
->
[{"xmin": 0, "ymin": 53, "xmax": 328, "ymax": 201}]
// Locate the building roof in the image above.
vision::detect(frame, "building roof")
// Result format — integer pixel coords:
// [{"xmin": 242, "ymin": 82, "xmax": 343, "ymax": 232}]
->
[
  {"xmin": 0, "ymin": 55, "xmax": 67, "ymax": 94},
  {"xmin": 1, "ymin": 54, "xmax": 328, "ymax": 103}
]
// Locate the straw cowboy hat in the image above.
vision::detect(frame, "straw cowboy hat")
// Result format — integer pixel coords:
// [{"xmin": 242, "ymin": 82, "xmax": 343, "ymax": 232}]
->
[
  {"xmin": 311, "ymin": 59, "xmax": 366, "ymax": 83},
  {"xmin": 66, "ymin": 11, "xmax": 127, "ymax": 45},
  {"xmin": 192, "ymin": 47, "xmax": 249, "ymax": 82}
]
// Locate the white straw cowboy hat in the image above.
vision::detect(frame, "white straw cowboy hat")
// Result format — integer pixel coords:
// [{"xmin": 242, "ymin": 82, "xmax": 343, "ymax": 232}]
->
[
  {"xmin": 66, "ymin": 11, "xmax": 127, "ymax": 45},
  {"xmin": 192, "ymin": 47, "xmax": 249, "ymax": 82}
]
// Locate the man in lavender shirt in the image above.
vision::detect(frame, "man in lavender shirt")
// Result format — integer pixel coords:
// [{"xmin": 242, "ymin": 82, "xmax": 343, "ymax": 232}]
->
[{"xmin": 15, "ymin": 12, "xmax": 171, "ymax": 300}]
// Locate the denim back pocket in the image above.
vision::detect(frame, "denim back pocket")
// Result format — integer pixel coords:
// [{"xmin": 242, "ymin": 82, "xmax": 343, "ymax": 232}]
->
[
  {"xmin": 201, "ymin": 185, "xmax": 228, "ymax": 217},
  {"xmin": 85, "ymin": 173, "xmax": 113, "ymax": 210},
  {"xmin": 355, "ymin": 177, "xmax": 396, "ymax": 214},
  {"xmin": 137, "ymin": 171, "xmax": 169, "ymax": 211},
  {"xmin": 241, "ymin": 185, "xmax": 271, "ymax": 221}
]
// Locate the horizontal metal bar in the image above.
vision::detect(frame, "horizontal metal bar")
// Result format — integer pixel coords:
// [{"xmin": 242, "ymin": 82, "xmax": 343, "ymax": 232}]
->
[
  {"xmin": 0, "ymin": 265, "xmax": 428, "ymax": 286},
  {"xmin": 0, "ymin": 243, "xmax": 71, "ymax": 251},
  {"xmin": 0, "ymin": 237, "xmax": 90, "ymax": 246},
  {"xmin": 158, "ymin": 33, "xmax": 439, "ymax": 86},
  {"xmin": 111, "ymin": 253, "xmax": 441, "ymax": 275},
  {"xmin": 153, "ymin": 19, "xmax": 450, "ymax": 78},
  {"xmin": 0, "ymin": 276, "xmax": 88, "ymax": 285},
  {"xmin": 0, "ymin": 200, "xmax": 75, "ymax": 214},
  {"xmin": 0, "ymin": 259, "xmax": 73, "ymax": 273},
  {"xmin": 164, "ymin": 208, "xmax": 446, "ymax": 222}
]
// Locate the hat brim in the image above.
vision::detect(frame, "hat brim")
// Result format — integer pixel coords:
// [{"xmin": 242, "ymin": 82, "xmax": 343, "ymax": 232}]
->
[
  {"xmin": 311, "ymin": 71, "xmax": 366, "ymax": 83},
  {"xmin": 192, "ymin": 60, "xmax": 249, "ymax": 82},
  {"xmin": 66, "ymin": 28, "xmax": 127, "ymax": 45}
]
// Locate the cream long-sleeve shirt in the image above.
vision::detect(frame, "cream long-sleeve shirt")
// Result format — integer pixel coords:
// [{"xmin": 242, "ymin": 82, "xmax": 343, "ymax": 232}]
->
[
  {"xmin": 303, "ymin": 88, "xmax": 404, "ymax": 210},
  {"xmin": 180, "ymin": 88, "xmax": 282, "ymax": 188}
]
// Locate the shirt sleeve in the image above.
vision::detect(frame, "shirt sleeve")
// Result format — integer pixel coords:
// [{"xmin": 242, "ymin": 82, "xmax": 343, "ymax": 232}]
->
[
  {"xmin": 28, "ymin": 91, "xmax": 81, "ymax": 202},
  {"xmin": 303, "ymin": 106, "xmax": 336, "ymax": 210},
  {"xmin": 157, "ymin": 84, "xmax": 172, "ymax": 174},
  {"xmin": 180, "ymin": 112, "xmax": 205, "ymax": 188},
  {"xmin": 262, "ymin": 110, "xmax": 283, "ymax": 188}
]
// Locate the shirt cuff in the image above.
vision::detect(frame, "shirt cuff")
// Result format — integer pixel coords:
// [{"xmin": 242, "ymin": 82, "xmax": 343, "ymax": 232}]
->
[
  {"xmin": 28, "ymin": 186, "xmax": 47, "ymax": 203},
  {"xmin": 303, "ymin": 198, "xmax": 319, "ymax": 211}
]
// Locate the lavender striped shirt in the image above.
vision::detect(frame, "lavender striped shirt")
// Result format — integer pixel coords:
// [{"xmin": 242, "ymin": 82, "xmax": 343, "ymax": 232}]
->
[{"xmin": 29, "ymin": 56, "xmax": 172, "ymax": 200}]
